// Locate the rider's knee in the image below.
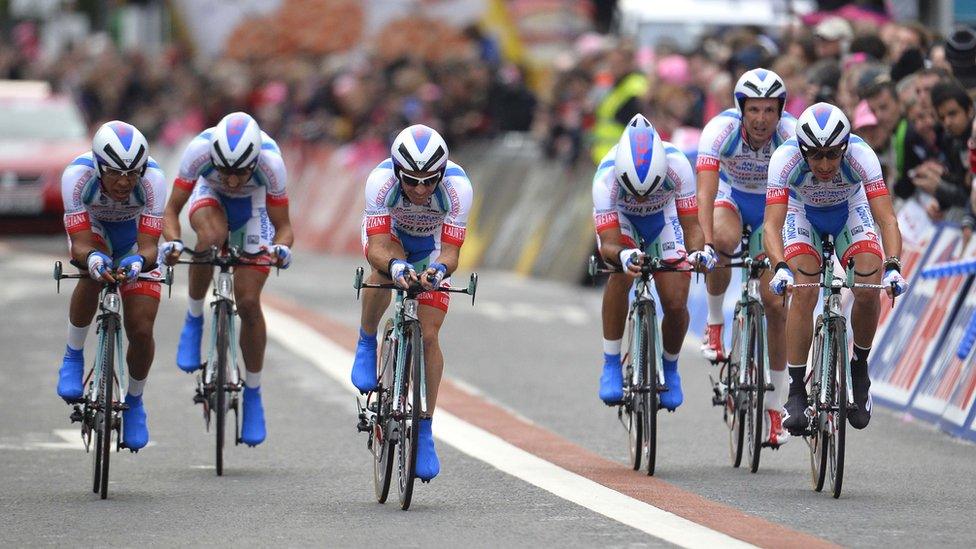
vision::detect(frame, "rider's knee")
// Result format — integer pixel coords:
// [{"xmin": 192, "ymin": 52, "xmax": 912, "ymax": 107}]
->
[
  {"xmin": 125, "ymin": 320, "xmax": 154, "ymax": 346},
  {"xmin": 790, "ymin": 286, "xmax": 819, "ymax": 309},
  {"xmin": 852, "ymin": 286, "xmax": 881, "ymax": 304},
  {"xmin": 236, "ymin": 294, "xmax": 263, "ymax": 319}
]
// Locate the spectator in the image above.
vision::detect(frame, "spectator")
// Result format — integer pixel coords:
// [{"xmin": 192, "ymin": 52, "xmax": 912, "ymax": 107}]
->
[
  {"xmin": 589, "ymin": 46, "xmax": 649, "ymax": 164},
  {"xmin": 928, "ymin": 80, "xmax": 975, "ymax": 216},
  {"xmin": 813, "ymin": 17, "xmax": 853, "ymax": 60},
  {"xmin": 945, "ymin": 26, "xmax": 976, "ymax": 91}
]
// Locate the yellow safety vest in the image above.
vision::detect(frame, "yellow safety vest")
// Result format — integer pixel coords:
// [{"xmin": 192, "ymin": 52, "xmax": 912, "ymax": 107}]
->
[{"xmin": 591, "ymin": 73, "xmax": 650, "ymax": 165}]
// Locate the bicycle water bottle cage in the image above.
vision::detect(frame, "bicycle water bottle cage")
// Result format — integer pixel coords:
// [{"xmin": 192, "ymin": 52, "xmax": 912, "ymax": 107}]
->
[{"xmin": 216, "ymin": 273, "xmax": 234, "ymax": 299}]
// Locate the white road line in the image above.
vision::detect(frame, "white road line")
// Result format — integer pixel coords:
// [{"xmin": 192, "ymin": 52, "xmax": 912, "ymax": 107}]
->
[{"xmin": 264, "ymin": 306, "xmax": 755, "ymax": 549}]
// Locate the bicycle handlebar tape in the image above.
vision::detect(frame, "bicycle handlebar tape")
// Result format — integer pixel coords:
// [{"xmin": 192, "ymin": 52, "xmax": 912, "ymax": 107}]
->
[{"xmin": 920, "ymin": 258, "xmax": 976, "ymax": 279}]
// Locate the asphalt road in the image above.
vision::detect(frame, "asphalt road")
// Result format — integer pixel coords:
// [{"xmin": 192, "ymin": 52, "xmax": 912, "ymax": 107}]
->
[{"xmin": 2, "ymin": 235, "xmax": 975, "ymax": 548}]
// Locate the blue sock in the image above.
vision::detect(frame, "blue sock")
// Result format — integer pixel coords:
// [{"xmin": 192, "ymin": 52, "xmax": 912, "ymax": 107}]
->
[
  {"xmin": 663, "ymin": 358, "xmax": 678, "ymax": 374},
  {"xmin": 359, "ymin": 328, "xmax": 376, "ymax": 346},
  {"xmin": 604, "ymin": 353, "xmax": 621, "ymax": 366}
]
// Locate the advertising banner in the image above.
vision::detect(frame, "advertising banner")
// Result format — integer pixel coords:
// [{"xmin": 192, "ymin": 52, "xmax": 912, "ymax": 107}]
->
[{"xmin": 870, "ymin": 228, "xmax": 964, "ymax": 408}]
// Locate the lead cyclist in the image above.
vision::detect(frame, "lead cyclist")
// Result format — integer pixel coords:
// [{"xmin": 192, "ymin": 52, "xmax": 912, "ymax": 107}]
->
[
  {"xmin": 763, "ymin": 103, "xmax": 908, "ymax": 435},
  {"xmin": 352, "ymin": 124, "xmax": 473, "ymax": 482},
  {"xmin": 695, "ymin": 68, "xmax": 795, "ymax": 446}
]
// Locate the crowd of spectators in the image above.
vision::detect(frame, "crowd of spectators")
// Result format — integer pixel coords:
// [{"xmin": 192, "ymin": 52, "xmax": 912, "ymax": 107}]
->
[
  {"xmin": 0, "ymin": 21, "xmax": 536, "ymax": 152},
  {"xmin": 537, "ymin": 12, "xmax": 976, "ymax": 235}
]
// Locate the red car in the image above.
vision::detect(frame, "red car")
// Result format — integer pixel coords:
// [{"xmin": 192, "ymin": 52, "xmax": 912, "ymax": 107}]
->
[{"xmin": 0, "ymin": 80, "xmax": 90, "ymax": 233}]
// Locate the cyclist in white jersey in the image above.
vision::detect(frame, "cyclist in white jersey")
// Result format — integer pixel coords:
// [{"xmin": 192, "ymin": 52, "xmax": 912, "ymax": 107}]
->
[
  {"xmin": 694, "ymin": 68, "xmax": 795, "ymax": 446},
  {"xmin": 57, "ymin": 121, "xmax": 166, "ymax": 451},
  {"xmin": 353, "ymin": 124, "xmax": 473, "ymax": 482},
  {"xmin": 594, "ymin": 114, "xmax": 705, "ymax": 410},
  {"xmin": 764, "ymin": 102, "xmax": 908, "ymax": 434},
  {"xmin": 160, "ymin": 112, "xmax": 294, "ymax": 447}
]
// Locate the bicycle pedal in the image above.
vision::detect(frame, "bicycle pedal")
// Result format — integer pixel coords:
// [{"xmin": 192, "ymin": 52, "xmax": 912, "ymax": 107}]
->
[
  {"xmin": 356, "ymin": 415, "xmax": 370, "ymax": 433},
  {"xmin": 70, "ymin": 407, "xmax": 84, "ymax": 423},
  {"xmin": 420, "ymin": 478, "xmax": 431, "ymax": 484}
]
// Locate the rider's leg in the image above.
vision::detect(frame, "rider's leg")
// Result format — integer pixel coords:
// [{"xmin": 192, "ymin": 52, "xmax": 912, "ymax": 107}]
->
[
  {"xmin": 702, "ymin": 207, "xmax": 742, "ymax": 359},
  {"xmin": 119, "ymin": 289, "xmax": 160, "ymax": 450},
  {"xmin": 419, "ymin": 304, "xmax": 447, "ymax": 412},
  {"xmin": 599, "ymin": 272, "xmax": 631, "ymax": 402},
  {"xmin": 657, "ymin": 271, "xmax": 690, "ymax": 410},
  {"xmin": 58, "ymin": 276, "xmax": 102, "ymax": 400},
  {"xmin": 847, "ymin": 249, "xmax": 883, "ymax": 429},
  {"xmin": 234, "ymin": 266, "xmax": 270, "ymax": 380},
  {"xmin": 234, "ymin": 266, "xmax": 271, "ymax": 446},
  {"xmin": 416, "ymin": 302, "xmax": 447, "ymax": 481},
  {"xmin": 783, "ymin": 252, "xmax": 820, "ymax": 431},
  {"xmin": 760, "ymin": 270, "xmax": 788, "ymax": 409},
  {"xmin": 175, "ymin": 205, "xmax": 227, "ymax": 371}
]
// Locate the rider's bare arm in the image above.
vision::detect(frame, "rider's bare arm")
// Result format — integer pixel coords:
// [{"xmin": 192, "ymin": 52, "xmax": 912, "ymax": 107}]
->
[
  {"xmin": 68, "ymin": 229, "xmax": 103, "ymax": 265},
  {"xmin": 432, "ymin": 242, "xmax": 460, "ymax": 275},
  {"xmin": 134, "ymin": 230, "xmax": 159, "ymax": 267},
  {"xmin": 762, "ymin": 202, "xmax": 788, "ymax": 267},
  {"xmin": 162, "ymin": 184, "xmax": 192, "ymax": 242},
  {"xmin": 696, "ymin": 169, "xmax": 721, "ymax": 246},
  {"xmin": 598, "ymin": 226, "xmax": 629, "ymax": 267},
  {"xmin": 366, "ymin": 233, "xmax": 406, "ymax": 276},
  {"xmin": 680, "ymin": 213, "xmax": 704, "ymax": 253},
  {"xmin": 267, "ymin": 203, "xmax": 294, "ymax": 248},
  {"xmin": 868, "ymin": 193, "xmax": 902, "ymax": 260}
]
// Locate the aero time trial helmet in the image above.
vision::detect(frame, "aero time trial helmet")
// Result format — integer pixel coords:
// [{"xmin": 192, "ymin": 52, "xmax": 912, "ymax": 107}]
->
[
  {"xmin": 391, "ymin": 124, "xmax": 449, "ymax": 184},
  {"xmin": 92, "ymin": 121, "xmax": 149, "ymax": 176},
  {"xmin": 795, "ymin": 102, "xmax": 851, "ymax": 154},
  {"xmin": 614, "ymin": 114, "xmax": 667, "ymax": 197},
  {"xmin": 733, "ymin": 68, "xmax": 787, "ymax": 115},
  {"xmin": 210, "ymin": 112, "xmax": 262, "ymax": 170}
]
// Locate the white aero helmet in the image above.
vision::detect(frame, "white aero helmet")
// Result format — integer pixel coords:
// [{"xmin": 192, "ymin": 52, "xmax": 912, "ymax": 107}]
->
[
  {"xmin": 614, "ymin": 114, "xmax": 667, "ymax": 197},
  {"xmin": 92, "ymin": 121, "xmax": 149, "ymax": 176},
  {"xmin": 733, "ymin": 68, "xmax": 787, "ymax": 115},
  {"xmin": 796, "ymin": 102, "xmax": 851, "ymax": 153},
  {"xmin": 210, "ymin": 112, "xmax": 262, "ymax": 170},
  {"xmin": 391, "ymin": 124, "xmax": 449, "ymax": 179}
]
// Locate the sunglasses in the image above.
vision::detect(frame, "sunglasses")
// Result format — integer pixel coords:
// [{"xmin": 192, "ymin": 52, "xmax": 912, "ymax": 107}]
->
[
  {"xmin": 802, "ymin": 145, "xmax": 846, "ymax": 161},
  {"xmin": 102, "ymin": 166, "xmax": 141, "ymax": 178},
  {"xmin": 216, "ymin": 166, "xmax": 255, "ymax": 177},
  {"xmin": 400, "ymin": 171, "xmax": 442, "ymax": 188}
]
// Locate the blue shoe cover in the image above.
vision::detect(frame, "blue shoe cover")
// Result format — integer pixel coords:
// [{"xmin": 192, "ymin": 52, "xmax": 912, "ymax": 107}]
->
[
  {"xmin": 241, "ymin": 386, "xmax": 266, "ymax": 447},
  {"xmin": 177, "ymin": 313, "xmax": 204, "ymax": 373}
]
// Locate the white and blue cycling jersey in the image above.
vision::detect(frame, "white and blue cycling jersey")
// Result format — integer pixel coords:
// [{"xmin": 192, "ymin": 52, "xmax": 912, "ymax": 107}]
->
[
  {"xmin": 696, "ymin": 108, "xmax": 796, "ymax": 229},
  {"xmin": 61, "ymin": 152, "xmax": 167, "ymax": 259},
  {"xmin": 592, "ymin": 142, "xmax": 696, "ymax": 261},
  {"xmin": 361, "ymin": 159, "xmax": 473, "ymax": 267},
  {"xmin": 174, "ymin": 128, "xmax": 288, "ymax": 252},
  {"xmin": 766, "ymin": 135, "xmax": 888, "ymax": 264}
]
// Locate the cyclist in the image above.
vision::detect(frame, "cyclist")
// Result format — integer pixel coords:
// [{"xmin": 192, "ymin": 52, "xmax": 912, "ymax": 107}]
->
[
  {"xmin": 352, "ymin": 124, "xmax": 473, "ymax": 482},
  {"xmin": 160, "ymin": 112, "xmax": 294, "ymax": 447},
  {"xmin": 764, "ymin": 102, "xmax": 908, "ymax": 434},
  {"xmin": 57, "ymin": 120, "xmax": 166, "ymax": 451},
  {"xmin": 695, "ymin": 68, "xmax": 796, "ymax": 446},
  {"xmin": 594, "ymin": 114, "xmax": 705, "ymax": 410}
]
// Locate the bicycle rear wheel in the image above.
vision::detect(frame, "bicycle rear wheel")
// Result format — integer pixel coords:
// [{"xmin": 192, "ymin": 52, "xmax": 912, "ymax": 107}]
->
[
  {"xmin": 398, "ymin": 322, "xmax": 422, "ymax": 510},
  {"xmin": 829, "ymin": 319, "xmax": 847, "ymax": 499},
  {"xmin": 747, "ymin": 304, "xmax": 766, "ymax": 473},
  {"xmin": 727, "ymin": 308, "xmax": 745, "ymax": 468},
  {"xmin": 215, "ymin": 301, "xmax": 229, "ymax": 477},
  {"xmin": 373, "ymin": 320, "xmax": 395, "ymax": 503},
  {"xmin": 93, "ymin": 317, "xmax": 116, "ymax": 499},
  {"xmin": 641, "ymin": 305, "xmax": 659, "ymax": 477}
]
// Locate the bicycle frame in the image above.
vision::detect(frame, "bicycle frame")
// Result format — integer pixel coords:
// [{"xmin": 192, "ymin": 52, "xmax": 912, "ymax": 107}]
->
[
  {"xmin": 203, "ymin": 268, "xmax": 242, "ymax": 390},
  {"xmin": 729, "ymin": 233, "xmax": 773, "ymax": 403},
  {"xmin": 627, "ymin": 268, "xmax": 663, "ymax": 399},
  {"xmin": 389, "ymin": 291, "xmax": 427, "ymax": 418}
]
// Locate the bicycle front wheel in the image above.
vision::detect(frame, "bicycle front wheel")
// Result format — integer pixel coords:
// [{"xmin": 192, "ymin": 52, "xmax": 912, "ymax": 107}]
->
[
  {"xmin": 641, "ymin": 305, "xmax": 659, "ymax": 477},
  {"xmin": 747, "ymin": 304, "xmax": 766, "ymax": 474},
  {"xmin": 727, "ymin": 308, "xmax": 745, "ymax": 468},
  {"xmin": 215, "ymin": 301, "xmax": 229, "ymax": 477},
  {"xmin": 398, "ymin": 322, "xmax": 423, "ymax": 510},
  {"xmin": 373, "ymin": 320, "xmax": 395, "ymax": 503},
  {"xmin": 626, "ymin": 362, "xmax": 643, "ymax": 471},
  {"xmin": 809, "ymin": 318, "xmax": 828, "ymax": 492},
  {"xmin": 93, "ymin": 317, "xmax": 116, "ymax": 499},
  {"xmin": 828, "ymin": 319, "xmax": 847, "ymax": 499}
]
